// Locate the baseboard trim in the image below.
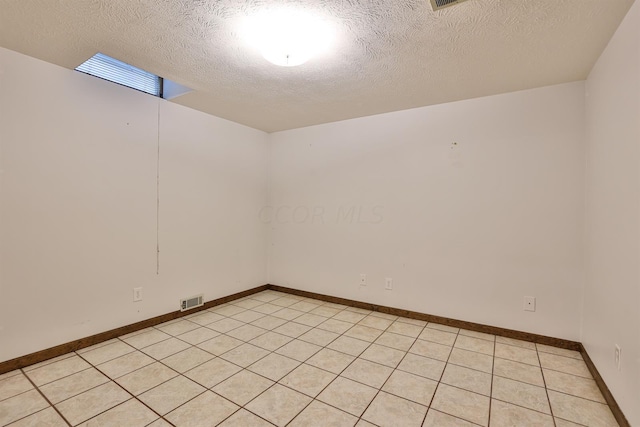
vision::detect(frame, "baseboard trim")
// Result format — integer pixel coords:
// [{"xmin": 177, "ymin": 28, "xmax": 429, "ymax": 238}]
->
[
  {"xmin": 269, "ymin": 284, "xmax": 581, "ymax": 350},
  {"xmin": 579, "ymin": 344, "xmax": 630, "ymax": 427},
  {"xmin": 0, "ymin": 283, "xmax": 629, "ymax": 426},
  {"xmin": 0, "ymin": 284, "xmax": 268, "ymax": 375}
]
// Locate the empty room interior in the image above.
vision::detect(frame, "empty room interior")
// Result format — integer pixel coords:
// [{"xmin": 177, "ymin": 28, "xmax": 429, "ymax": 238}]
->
[{"xmin": 0, "ymin": 0, "xmax": 639, "ymax": 426}]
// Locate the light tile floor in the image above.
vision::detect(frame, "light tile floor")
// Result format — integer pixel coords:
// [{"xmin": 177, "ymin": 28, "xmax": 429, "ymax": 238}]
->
[{"xmin": 0, "ymin": 290, "xmax": 620, "ymax": 427}]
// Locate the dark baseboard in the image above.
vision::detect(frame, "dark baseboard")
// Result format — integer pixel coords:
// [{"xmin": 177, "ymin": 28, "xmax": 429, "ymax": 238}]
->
[
  {"xmin": 0, "ymin": 284, "xmax": 268, "ymax": 375},
  {"xmin": 0, "ymin": 283, "xmax": 629, "ymax": 426},
  {"xmin": 580, "ymin": 344, "xmax": 630, "ymax": 427},
  {"xmin": 268, "ymin": 284, "xmax": 581, "ymax": 351}
]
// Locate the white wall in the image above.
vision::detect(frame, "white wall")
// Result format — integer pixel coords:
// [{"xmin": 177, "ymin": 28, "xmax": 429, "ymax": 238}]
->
[
  {"xmin": 268, "ymin": 82, "xmax": 586, "ymax": 341},
  {"xmin": 0, "ymin": 48, "xmax": 268, "ymax": 363},
  {"xmin": 583, "ymin": 1, "xmax": 640, "ymax": 424}
]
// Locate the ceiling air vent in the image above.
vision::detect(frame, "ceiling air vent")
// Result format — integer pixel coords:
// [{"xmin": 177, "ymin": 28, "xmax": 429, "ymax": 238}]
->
[{"xmin": 430, "ymin": 0, "xmax": 470, "ymax": 11}]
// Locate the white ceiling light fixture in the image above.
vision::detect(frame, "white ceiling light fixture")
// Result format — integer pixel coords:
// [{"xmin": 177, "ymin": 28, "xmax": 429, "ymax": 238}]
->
[{"xmin": 243, "ymin": 9, "xmax": 333, "ymax": 67}]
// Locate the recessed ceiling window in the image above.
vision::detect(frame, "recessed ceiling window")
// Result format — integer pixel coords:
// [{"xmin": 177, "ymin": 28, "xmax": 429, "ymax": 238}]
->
[{"xmin": 75, "ymin": 53, "xmax": 162, "ymax": 97}]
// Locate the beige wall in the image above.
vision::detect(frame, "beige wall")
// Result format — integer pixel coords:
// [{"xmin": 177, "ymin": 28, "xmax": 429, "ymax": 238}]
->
[
  {"xmin": 0, "ymin": 48, "xmax": 269, "ymax": 362},
  {"xmin": 583, "ymin": 0, "xmax": 640, "ymax": 423},
  {"xmin": 268, "ymin": 82, "xmax": 586, "ymax": 341}
]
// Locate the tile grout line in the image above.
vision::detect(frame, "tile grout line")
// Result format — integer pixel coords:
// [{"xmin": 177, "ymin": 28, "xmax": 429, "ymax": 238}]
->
[
  {"xmin": 487, "ymin": 336, "xmax": 496, "ymax": 427},
  {"xmin": 19, "ymin": 368, "xmax": 73, "ymax": 427},
  {"xmin": 536, "ymin": 343, "xmax": 558, "ymax": 427}
]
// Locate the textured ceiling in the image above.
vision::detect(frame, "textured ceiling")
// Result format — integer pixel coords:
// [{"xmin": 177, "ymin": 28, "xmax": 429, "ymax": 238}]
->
[{"xmin": 0, "ymin": 0, "xmax": 635, "ymax": 132}]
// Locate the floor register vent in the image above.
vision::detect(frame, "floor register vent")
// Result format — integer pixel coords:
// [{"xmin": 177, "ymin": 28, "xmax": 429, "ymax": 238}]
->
[
  {"xmin": 430, "ymin": 0, "xmax": 470, "ymax": 11},
  {"xmin": 180, "ymin": 294, "xmax": 204, "ymax": 312}
]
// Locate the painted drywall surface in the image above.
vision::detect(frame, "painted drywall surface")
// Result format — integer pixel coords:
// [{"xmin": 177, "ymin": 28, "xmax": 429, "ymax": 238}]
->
[
  {"xmin": 0, "ymin": 47, "xmax": 268, "ymax": 362},
  {"xmin": 583, "ymin": 1, "xmax": 640, "ymax": 423},
  {"xmin": 268, "ymin": 82, "xmax": 585, "ymax": 341}
]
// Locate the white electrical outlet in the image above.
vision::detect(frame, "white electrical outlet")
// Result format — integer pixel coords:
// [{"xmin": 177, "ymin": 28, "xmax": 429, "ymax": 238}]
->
[
  {"xmin": 133, "ymin": 287, "xmax": 143, "ymax": 302},
  {"xmin": 523, "ymin": 296, "xmax": 536, "ymax": 312},
  {"xmin": 614, "ymin": 344, "xmax": 621, "ymax": 371},
  {"xmin": 385, "ymin": 277, "xmax": 393, "ymax": 290},
  {"xmin": 360, "ymin": 274, "xmax": 367, "ymax": 286}
]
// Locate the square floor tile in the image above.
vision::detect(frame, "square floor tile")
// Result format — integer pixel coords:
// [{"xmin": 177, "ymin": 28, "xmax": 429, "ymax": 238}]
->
[
  {"xmin": 409, "ymin": 340, "xmax": 452, "ymax": 362},
  {"xmin": 454, "ymin": 335, "xmax": 494, "ymax": 356},
  {"xmin": 333, "ymin": 311, "xmax": 367, "ymax": 323},
  {"xmin": 165, "ymin": 390, "xmax": 239, "ymax": 427},
  {"xmin": 6, "ymin": 406, "xmax": 68, "ymax": 427},
  {"xmin": 279, "ymin": 364, "xmax": 336, "ymax": 397},
  {"xmin": 213, "ymin": 370, "xmax": 274, "ymax": 406},
  {"xmin": 218, "ymin": 408, "xmax": 273, "ymax": 427},
  {"xmin": 362, "ymin": 391, "xmax": 427, "ymax": 427},
  {"xmin": 548, "ymin": 390, "xmax": 618, "ymax": 427},
  {"xmin": 317, "ymin": 319, "xmax": 353, "ymax": 334},
  {"xmin": 374, "ymin": 332, "xmax": 415, "ymax": 351},
  {"xmin": 161, "ymin": 347, "xmax": 215, "ymax": 373},
  {"xmin": 197, "ymin": 334, "xmax": 244, "ymax": 356},
  {"xmin": 431, "ymin": 383, "xmax": 490, "ymax": 426},
  {"xmin": 250, "ymin": 331, "xmax": 294, "ymax": 351},
  {"xmin": 327, "ymin": 336, "xmax": 371, "ymax": 356},
  {"xmin": 273, "ymin": 322, "xmax": 312, "ymax": 338},
  {"xmin": 426, "ymin": 323, "xmax": 459, "ymax": 334},
  {"xmin": 344, "ymin": 325, "xmax": 383, "ymax": 342},
  {"xmin": 423, "ymin": 409, "xmax": 476, "ymax": 426},
  {"xmin": 251, "ymin": 315, "xmax": 288, "ymax": 330},
  {"xmin": 536, "ymin": 344, "xmax": 582, "ymax": 360},
  {"xmin": 543, "ymin": 368, "xmax": 605, "ymax": 402},
  {"xmin": 538, "ymin": 353, "xmax": 592, "ymax": 378},
  {"xmin": 495, "ymin": 336, "xmax": 536, "ymax": 350},
  {"xmin": 310, "ymin": 306, "xmax": 341, "ymax": 318},
  {"xmin": 358, "ymin": 315, "xmax": 394, "ymax": 330},
  {"xmin": 494, "ymin": 343, "xmax": 539, "ymax": 366},
  {"xmin": 248, "ymin": 353, "xmax": 301, "ymax": 381},
  {"xmin": 226, "ymin": 324, "xmax": 268, "ymax": 342},
  {"xmin": 448, "ymin": 348, "xmax": 493, "ymax": 373},
  {"xmin": 275, "ymin": 340, "xmax": 322, "ymax": 362},
  {"xmin": 142, "ymin": 337, "xmax": 191, "ymax": 360},
  {"xmin": 122, "ymin": 329, "xmax": 172, "ymax": 349},
  {"xmin": 387, "ymin": 322, "xmax": 424, "ymax": 338},
  {"xmin": 0, "ymin": 373, "xmax": 33, "ymax": 401},
  {"xmin": 298, "ymin": 328, "xmax": 339, "ymax": 346},
  {"xmin": 184, "ymin": 358, "xmax": 242, "ymax": 388},
  {"xmin": 208, "ymin": 318, "xmax": 245, "ymax": 334},
  {"xmin": 233, "ymin": 298, "xmax": 265, "ymax": 310},
  {"xmin": 490, "ymin": 399, "xmax": 554, "ymax": 427},
  {"xmin": 80, "ymin": 340, "xmax": 135, "ymax": 365},
  {"xmin": 341, "ymin": 358, "xmax": 393, "ymax": 389},
  {"xmin": 459, "ymin": 330, "xmax": 495, "ymax": 342},
  {"xmin": 220, "ymin": 343, "xmax": 269, "ymax": 367},
  {"xmin": 210, "ymin": 304, "xmax": 247, "ymax": 317},
  {"xmin": 493, "ymin": 357, "xmax": 544, "ymax": 387},
  {"xmin": 246, "ymin": 383, "xmax": 312, "ymax": 426},
  {"xmin": 138, "ymin": 375, "xmax": 205, "ymax": 415},
  {"xmin": 397, "ymin": 353, "xmax": 446, "ymax": 381},
  {"xmin": 25, "ymin": 355, "xmax": 91, "ymax": 386},
  {"xmin": 492, "ymin": 376, "xmax": 550, "ymax": 414},
  {"xmin": 271, "ymin": 307, "xmax": 305, "ymax": 321},
  {"xmin": 76, "ymin": 398, "xmax": 158, "ymax": 427},
  {"xmin": 39, "ymin": 367, "xmax": 109, "ymax": 404},
  {"xmin": 289, "ymin": 301, "xmax": 321, "ymax": 312},
  {"xmin": 360, "ymin": 344, "xmax": 405, "ymax": 368},
  {"xmin": 115, "ymin": 362, "xmax": 177, "ymax": 395},
  {"xmin": 176, "ymin": 326, "xmax": 220, "ymax": 345},
  {"xmin": 289, "ymin": 400, "xmax": 358, "ymax": 427},
  {"xmin": 382, "ymin": 369, "xmax": 437, "ymax": 405},
  {"xmin": 418, "ymin": 328, "xmax": 457, "ymax": 346},
  {"xmin": 0, "ymin": 389, "xmax": 49, "ymax": 426},
  {"xmin": 97, "ymin": 351, "xmax": 155, "ymax": 379},
  {"xmin": 186, "ymin": 311, "xmax": 224, "ymax": 326},
  {"xmin": 294, "ymin": 313, "xmax": 328, "ymax": 327},
  {"xmin": 306, "ymin": 348, "xmax": 355, "ymax": 374},
  {"xmin": 231, "ymin": 310, "xmax": 266, "ymax": 324},
  {"xmin": 55, "ymin": 382, "xmax": 130, "ymax": 426},
  {"xmin": 441, "ymin": 363, "xmax": 491, "ymax": 396},
  {"xmin": 156, "ymin": 320, "xmax": 200, "ymax": 336},
  {"xmin": 317, "ymin": 376, "xmax": 377, "ymax": 417}
]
